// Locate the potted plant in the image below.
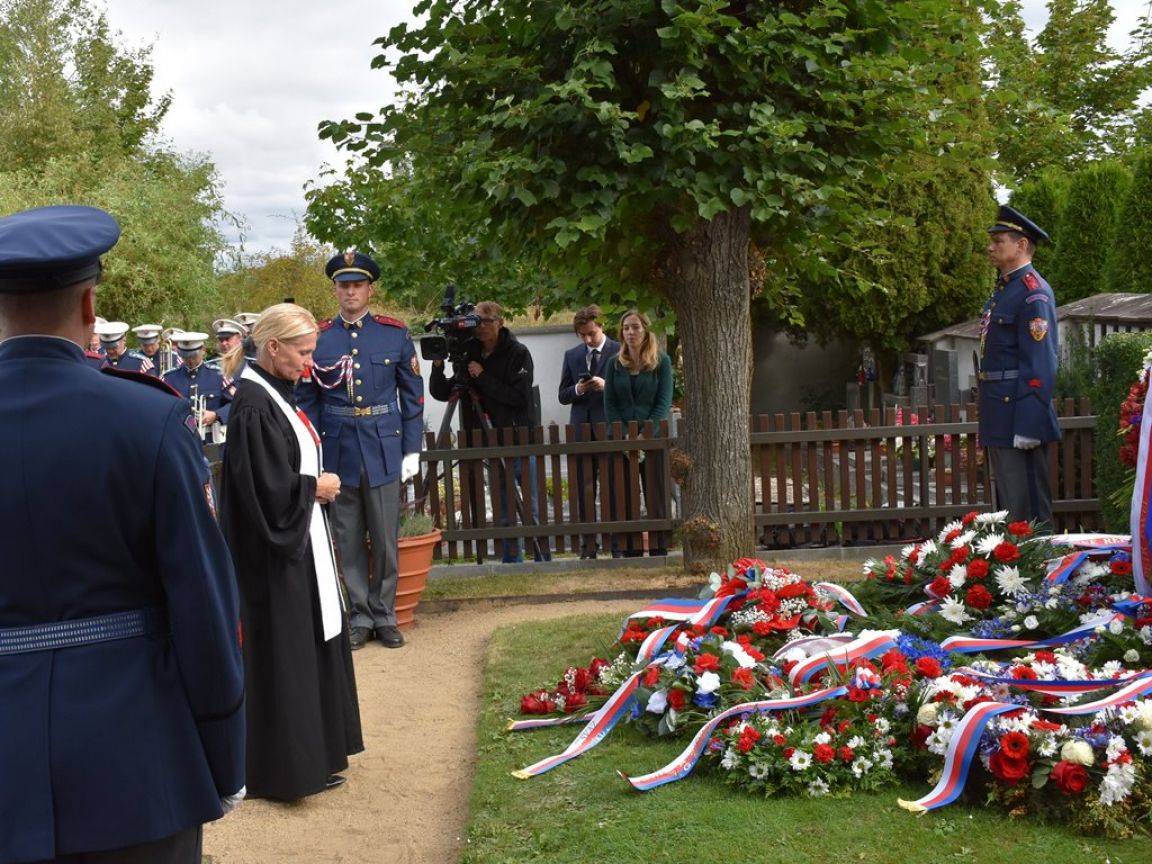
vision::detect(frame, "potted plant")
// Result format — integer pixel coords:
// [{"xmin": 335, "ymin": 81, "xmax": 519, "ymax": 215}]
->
[{"xmin": 396, "ymin": 508, "xmax": 441, "ymax": 629}]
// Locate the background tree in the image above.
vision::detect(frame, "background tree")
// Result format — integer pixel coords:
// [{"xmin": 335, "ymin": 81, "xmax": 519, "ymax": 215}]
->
[
  {"xmin": 1103, "ymin": 149, "xmax": 1152, "ymax": 292},
  {"xmin": 1049, "ymin": 161, "xmax": 1131, "ymax": 302},
  {"xmin": 1007, "ymin": 168, "xmax": 1070, "ymax": 276},
  {"xmin": 313, "ymin": 0, "xmax": 984, "ymax": 570},
  {"xmin": 0, "ymin": 0, "xmax": 227, "ymax": 327}
]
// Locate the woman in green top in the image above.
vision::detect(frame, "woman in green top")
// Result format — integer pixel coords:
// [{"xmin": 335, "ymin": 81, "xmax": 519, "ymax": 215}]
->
[{"xmin": 604, "ymin": 309, "xmax": 672, "ymax": 557}]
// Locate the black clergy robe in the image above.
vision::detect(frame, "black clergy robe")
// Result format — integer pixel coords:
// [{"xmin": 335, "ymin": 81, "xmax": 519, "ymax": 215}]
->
[{"xmin": 218, "ymin": 364, "xmax": 363, "ymax": 801}]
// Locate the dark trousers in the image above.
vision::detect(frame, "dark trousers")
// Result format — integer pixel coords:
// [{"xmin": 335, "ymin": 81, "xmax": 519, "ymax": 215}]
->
[
  {"xmin": 988, "ymin": 444, "xmax": 1053, "ymax": 531},
  {"xmin": 330, "ymin": 467, "xmax": 400, "ymax": 629},
  {"xmin": 31, "ymin": 826, "xmax": 202, "ymax": 864}
]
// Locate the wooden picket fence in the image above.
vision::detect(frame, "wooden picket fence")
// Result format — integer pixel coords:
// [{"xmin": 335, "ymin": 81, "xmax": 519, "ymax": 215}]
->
[{"xmin": 405, "ymin": 398, "xmax": 1098, "ymax": 562}]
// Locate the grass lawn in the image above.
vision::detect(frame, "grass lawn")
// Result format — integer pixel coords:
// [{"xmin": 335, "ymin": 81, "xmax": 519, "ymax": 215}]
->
[{"xmin": 462, "ymin": 612, "xmax": 1149, "ymax": 864}]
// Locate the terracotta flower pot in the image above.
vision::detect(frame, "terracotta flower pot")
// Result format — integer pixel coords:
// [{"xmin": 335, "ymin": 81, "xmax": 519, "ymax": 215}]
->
[{"xmin": 395, "ymin": 529, "xmax": 441, "ymax": 630}]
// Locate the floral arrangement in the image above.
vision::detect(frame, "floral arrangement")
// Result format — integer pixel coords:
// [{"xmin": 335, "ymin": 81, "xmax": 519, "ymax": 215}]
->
[{"xmin": 1117, "ymin": 347, "xmax": 1152, "ymax": 471}]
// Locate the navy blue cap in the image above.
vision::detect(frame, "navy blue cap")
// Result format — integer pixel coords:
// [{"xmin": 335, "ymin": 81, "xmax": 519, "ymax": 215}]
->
[
  {"xmin": 325, "ymin": 251, "xmax": 380, "ymax": 283},
  {"xmin": 988, "ymin": 205, "xmax": 1049, "ymax": 245},
  {"xmin": 0, "ymin": 205, "xmax": 120, "ymax": 293}
]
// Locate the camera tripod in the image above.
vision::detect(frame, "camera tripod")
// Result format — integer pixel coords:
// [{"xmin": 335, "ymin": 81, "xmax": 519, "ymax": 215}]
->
[{"xmin": 422, "ymin": 374, "xmax": 547, "ymax": 563}]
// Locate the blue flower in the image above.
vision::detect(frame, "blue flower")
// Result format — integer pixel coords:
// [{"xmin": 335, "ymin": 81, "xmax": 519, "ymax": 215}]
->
[{"xmin": 693, "ymin": 691, "xmax": 719, "ymax": 709}]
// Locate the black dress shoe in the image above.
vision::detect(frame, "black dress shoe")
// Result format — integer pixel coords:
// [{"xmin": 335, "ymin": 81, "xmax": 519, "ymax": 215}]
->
[
  {"xmin": 348, "ymin": 626, "xmax": 371, "ymax": 650},
  {"xmin": 375, "ymin": 625, "xmax": 405, "ymax": 648},
  {"xmin": 325, "ymin": 774, "xmax": 346, "ymax": 790}
]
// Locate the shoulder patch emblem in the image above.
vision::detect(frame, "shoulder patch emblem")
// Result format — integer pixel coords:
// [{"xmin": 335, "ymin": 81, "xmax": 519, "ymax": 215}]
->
[
  {"xmin": 1024, "ymin": 292, "xmax": 1049, "ymax": 304},
  {"xmin": 373, "ymin": 313, "xmax": 406, "ymax": 329},
  {"xmin": 185, "ymin": 413, "xmax": 200, "ymax": 436},
  {"xmin": 1029, "ymin": 317, "xmax": 1049, "ymax": 342},
  {"xmin": 410, "ymin": 354, "xmax": 421, "ymax": 375},
  {"xmin": 1022, "ymin": 272, "xmax": 1040, "ymax": 291}
]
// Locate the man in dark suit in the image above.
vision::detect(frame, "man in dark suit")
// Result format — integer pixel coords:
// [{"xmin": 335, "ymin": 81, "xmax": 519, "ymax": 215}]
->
[
  {"xmin": 979, "ymin": 204, "xmax": 1060, "ymax": 530},
  {"xmin": 558, "ymin": 305, "xmax": 620, "ymax": 558},
  {"xmin": 0, "ymin": 205, "xmax": 245, "ymax": 864}
]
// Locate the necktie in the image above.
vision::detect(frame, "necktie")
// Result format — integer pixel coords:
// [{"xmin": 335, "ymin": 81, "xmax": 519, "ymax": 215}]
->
[{"xmin": 588, "ymin": 348, "xmax": 600, "ymax": 372}]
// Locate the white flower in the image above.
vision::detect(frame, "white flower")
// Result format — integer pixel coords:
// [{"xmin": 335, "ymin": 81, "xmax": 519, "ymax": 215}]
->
[
  {"xmin": 1131, "ymin": 701, "xmax": 1152, "ymax": 732},
  {"xmin": 874, "ymin": 748, "xmax": 894, "ymax": 769},
  {"xmin": 948, "ymin": 563, "xmax": 968, "ymax": 589},
  {"xmin": 975, "ymin": 532, "xmax": 1005, "ymax": 556},
  {"xmin": 976, "ymin": 510, "xmax": 1009, "ymax": 524},
  {"xmin": 1105, "ymin": 734, "xmax": 1128, "ymax": 762},
  {"xmin": 994, "ymin": 565, "xmax": 1028, "ymax": 596},
  {"xmin": 862, "ymin": 559, "xmax": 877, "ymax": 576},
  {"xmin": 1101, "ymin": 660, "xmax": 1123, "ymax": 679},
  {"xmin": 789, "ymin": 750, "xmax": 812, "ymax": 771},
  {"xmin": 1124, "ymin": 649, "xmax": 1141, "ymax": 664},
  {"xmin": 813, "ymin": 731, "xmax": 832, "ymax": 745},
  {"xmin": 720, "ymin": 747, "xmax": 740, "ymax": 770},
  {"xmin": 847, "ymin": 735, "xmax": 867, "ymax": 749},
  {"xmin": 663, "ymin": 653, "xmax": 686, "ymax": 671},
  {"xmin": 721, "ymin": 640, "xmax": 757, "ymax": 668},
  {"xmin": 900, "ymin": 544, "xmax": 917, "ymax": 561},
  {"xmin": 917, "ymin": 702, "xmax": 940, "ymax": 725},
  {"xmin": 952, "ymin": 530, "xmax": 976, "ymax": 549},
  {"xmin": 1141, "ymin": 626, "xmax": 1152, "ymax": 646},
  {"xmin": 807, "ymin": 777, "xmax": 830, "ymax": 797},
  {"xmin": 1135, "ymin": 730, "xmax": 1152, "ymax": 756},
  {"xmin": 919, "ymin": 540, "xmax": 938, "ymax": 559},
  {"xmin": 1060, "ymin": 739, "xmax": 1095, "ymax": 766},
  {"xmin": 748, "ymin": 761, "xmax": 770, "ymax": 780},
  {"xmin": 1099, "ymin": 762, "xmax": 1136, "ymax": 806},
  {"xmin": 1109, "ymin": 618, "xmax": 1125, "ymax": 636},
  {"xmin": 1037, "ymin": 737, "xmax": 1058, "ymax": 758},
  {"xmin": 937, "ymin": 521, "xmax": 963, "ymax": 543},
  {"xmin": 939, "ymin": 596, "xmax": 971, "ymax": 625},
  {"xmin": 696, "ymin": 671, "xmax": 721, "ymax": 694},
  {"xmin": 873, "ymin": 717, "xmax": 891, "ymax": 735},
  {"xmin": 646, "ymin": 690, "xmax": 668, "ymax": 714},
  {"xmin": 1023, "ymin": 615, "xmax": 1040, "ymax": 630},
  {"xmin": 851, "ymin": 756, "xmax": 874, "ymax": 778}
]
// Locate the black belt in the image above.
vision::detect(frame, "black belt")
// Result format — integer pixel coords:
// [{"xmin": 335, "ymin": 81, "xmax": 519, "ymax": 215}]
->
[
  {"xmin": 0, "ymin": 607, "xmax": 165, "ymax": 655},
  {"xmin": 978, "ymin": 370, "xmax": 1019, "ymax": 381},
  {"xmin": 324, "ymin": 403, "xmax": 395, "ymax": 417}
]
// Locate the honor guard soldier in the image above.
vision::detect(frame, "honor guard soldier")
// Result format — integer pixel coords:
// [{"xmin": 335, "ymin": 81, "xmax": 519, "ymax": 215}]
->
[
  {"xmin": 209, "ymin": 318, "xmax": 249, "ymax": 401},
  {"xmin": 297, "ymin": 251, "xmax": 424, "ymax": 650},
  {"xmin": 163, "ymin": 331, "xmax": 230, "ymax": 442},
  {"xmin": 979, "ymin": 204, "xmax": 1060, "ymax": 530},
  {"xmin": 0, "ymin": 205, "xmax": 244, "ymax": 863},
  {"xmin": 133, "ymin": 322, "xmax": 169, "ymax": 376},
  {"xmin": 94, "ymin": 319, "xmax": 154, "ymax": 373}
]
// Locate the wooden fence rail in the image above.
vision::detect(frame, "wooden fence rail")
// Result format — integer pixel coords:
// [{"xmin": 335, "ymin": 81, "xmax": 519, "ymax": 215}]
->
[{"xmin": 401, "ymin": 399, "xmax": 1098, "ymax": 562}]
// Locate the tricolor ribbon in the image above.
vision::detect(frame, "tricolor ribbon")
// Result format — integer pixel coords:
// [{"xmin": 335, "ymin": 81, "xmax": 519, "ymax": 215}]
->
[
  {"xmin": 1131, "ymin": 371, "xmax": 1152, "ymax": 595},
  {"xmin": 940, "ymin": 611, "xmax": 1120, "ymax": 654},
  {"xmin": 1043, "ymin": 670, "xmax": 1152, "ymax": 715},
  {"xmin": 1043, "ymin": 551, "xmax": 1091, "ymax": 586},
  {"xmin": 954, "ymin": 667, "xmax": 1143, "ymax": 698},
  {"xmin": 620, "ymin": 686, "xmax": 849, "ymax": 791},
  {"xmin": 787, "ymin": 631, "xmax": 898, "ymax": 689},
  {"xmin": 813, "ymin": 582, "xmax": 868, "ymax": 617},
  {"xmin": 507, "ymin": 713, "xmax": 596, "ymax": 731},
  {"xmin": 771, "ymin": 633, "xmax": 854, "ymax": 663},
  {"xmin": 905, "ymin": 599, "xmax": 941, "ymax": 617},
  {"xmin": 898, "ymin": 701, "xmax": 1021, "ymax": 813}
]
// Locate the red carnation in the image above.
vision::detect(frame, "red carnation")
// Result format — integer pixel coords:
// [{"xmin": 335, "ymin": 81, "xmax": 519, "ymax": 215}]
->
[
  {"xmin": 667, "ymin": 688, "xmax": 686, "ymax": 710},
  {"xmin": 737, "ymin": 726, "xmax": 762, "ymax": 753},
  {"xmin": 915, "ymin": 656, "xmax": 944, "ymax": 679},
  {"xmin": 966, "ymin": 584, "xmax": 993, "ymax": 610},
  {"xmin": 929, "ymin": 576, "xmax": 952, "ymax": 598},
  {"xmin": 962, "ymin": 511, "xmax": 979, "ymax": 525},
  {"xmin": 881, "ymin": 649, "xmax": 909, "ymax": 673},
  {"xmin": 838, "ymin": 745, "xmax": 855, "ymax": 762},
  {"xmin": 643, "ymin": 666, "xmax": 662, "ymax": 687},
  {"xmin": 966, "ymin": 558, "xmax": 990, "ymax": 579},
  {"xmin": 813, "ymin": 743, "xmax": 836, "ymax": 764},
  {"xmin": 1050, "ymin": 760, "xmax": 1088, "ymax": 796},
  {"xmin": 993, "ymin": 542, "xmax": 1020, "ymax": 563},
  {"xmin": 951, "ymin": 545, "xmax": 970, "ymax": 563},
  {"xmin": 1007, "ymin": 521, "xmax": 1032, "ymax": 538}
]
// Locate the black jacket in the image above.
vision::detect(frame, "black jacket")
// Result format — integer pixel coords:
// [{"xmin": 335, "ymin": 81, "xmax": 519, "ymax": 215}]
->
[{"xmin": 429, "ymin": 327, "xmax": 535, "ymax": 433}]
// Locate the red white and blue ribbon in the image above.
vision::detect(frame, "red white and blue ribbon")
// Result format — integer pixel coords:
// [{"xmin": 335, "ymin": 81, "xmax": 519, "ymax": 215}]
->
[
  {"xmin": 940, "ymin": 611, "xmax": 1120, "ymax": 654},
  {"xmin": 813, "ymin": 582, "xmax": 868, "ymax": 617},
  {"xmin": 905, "ymin": 599, "xmax": 941, "ymax": 617},
  {"xmin": 1131, "ymin": 373, "xmax": 1152, "ymax": 595},
  {"xmin": 787, "ymin": 631, "xmax": 898, "ymax": 689},
  {"xmin": 1043, "ymin": 670, "xmax": 1152, "ymax": 715},
  {"xmin": 507, "ymin": 713, "xmax": 596, "ymax": 731},
  {"xmin": 898, "ymin": 701, "xmax": 1021, "ymax": 813},
  {"xmin": 770, "ymin": 633, "xmax": 854, "ymax": 663},
  {"xmin": 621, "ymin": 686, "xmax": 849, "ymax": 791},
  {"xmin": 1043, "ymin": 550, "xmax": 1091, "ymax": 586}
]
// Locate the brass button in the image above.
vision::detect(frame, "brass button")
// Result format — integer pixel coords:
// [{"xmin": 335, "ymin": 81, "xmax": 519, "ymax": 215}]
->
[
  {"xmin": 384, "ymin": 358, "xmax": 390, "ymax": 365},
  {"xmin": 356, "ymin": 396, "xmax": 363, "ymax": 403},
  {"xmin": 354, "ymin": 362, "xmax": 361, "ymax": 369},
  {"xmin": 1003, "ymin": 396, "xmax": 1010, "ymax": 402},
  {"xmin": 351, "ymin": 332, "xmax": 358, "ymax": 339},
  {"xmin": 352, "ymin": 348, "xmax": 359, "ymax": 356},
  {"xmin": 395, "ymin": 430, "xmax": 401, "ymax": 436},
  {"xmin": 355, "ymin": 378, "xmax": 362, "ymax": 386}
]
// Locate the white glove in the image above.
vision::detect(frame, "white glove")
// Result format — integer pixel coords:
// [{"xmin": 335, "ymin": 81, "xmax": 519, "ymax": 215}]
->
[
  {"xmin": 220, "ymin": 785, "xmax": 246, "ymax": 815},
  {"xmin": 401, "ymin": 452, "xmax": 421, "ymax": 482},
  {"xmin": 1013, "ymin": 435, "xmax": 1041, "ymax": 450}
]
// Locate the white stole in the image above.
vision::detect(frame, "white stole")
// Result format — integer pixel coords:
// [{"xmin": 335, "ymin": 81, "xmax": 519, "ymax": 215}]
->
[{"xmin": 242, "ymin": 366, "xmax": 343, "ymax": 640}]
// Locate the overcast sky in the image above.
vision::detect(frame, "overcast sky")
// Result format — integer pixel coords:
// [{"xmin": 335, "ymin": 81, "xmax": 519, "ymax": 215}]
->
[{"xmin": 102, "ymin": 0, "xmax": 1150, "ymax": 256}]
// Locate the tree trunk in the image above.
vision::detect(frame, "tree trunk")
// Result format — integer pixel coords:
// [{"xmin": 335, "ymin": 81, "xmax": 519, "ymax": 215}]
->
[{"xmin": 665, "ymin": 207, "xmax": 755, "ymax": 573}]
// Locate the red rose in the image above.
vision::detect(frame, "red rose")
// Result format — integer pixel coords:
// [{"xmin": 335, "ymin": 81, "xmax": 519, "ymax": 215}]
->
[
  {"xmin": 773, "ymin": 733, "xmax": 788, "ymax": 746},
  {"xmin": 915, "ymin": 656, "xmax": 944, "ymax": 679},
  {"xmin": 1050, "ymin": 760, "xmax": 1088, "ymax": 796},
  {"xmin": 966, "ymin": 558, "xmax": 990, "ymax": 579},
  {"xmin": 737, "ymin": 726, "xmax": 761, "ymax": 753},
  {"xmin": 1000, "ymin": 730, "xmax": 1030, "ymax": 760},
  {"xmin": 563, "ymin": 692, "xmax": 587, "ymax": 713},
  {"xmin": 911, "ymin": 724, "xmax": 933, "ymax": 749},
  {"xmin": 989, "ymin": 750, "xmax": 1029, "ymax": 785},
  {"xmin": 667, "ymin": 688, "xmax": 686, "ymax": 710},
  {"xmin": 692, "ymin": 653, "xmax": 721, "ymax": 674},
  {"xmin": 966, "ymin": 584, "xmax": 993, "ymax": 610},
  {"xmin": 993, "ymin": 542, "xmax": 1020, "ymax": 563},
  {"xmin": 881, "ymin": 649, "xmax": 909, "ymax": 673},
  {"xmin": 1007, "ymin": 521, "xmax": 1033, "ymax": 538},
  {"xmin": 520, "ymin": 694, "xmax": 546, "ymax": 715},
  {"xmin": 588, "ymin": 657, "xmax": 609, "ymax": 677},
  {"xmin": 732, "ymin": 667, "xmax": 755, "ymax": 690},
  {"xmin": 814, "ymin": 743, "xmax": 835, "ymax": 764},
  {"xmin": 572, "ymin": 667, "xmax": 591, "ymax": 692}
]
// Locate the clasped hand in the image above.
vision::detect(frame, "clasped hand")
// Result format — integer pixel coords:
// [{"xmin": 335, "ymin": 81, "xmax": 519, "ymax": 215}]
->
[{"xmin": 315, "ymin": 472, "xmax": 341, "ymax": 503}]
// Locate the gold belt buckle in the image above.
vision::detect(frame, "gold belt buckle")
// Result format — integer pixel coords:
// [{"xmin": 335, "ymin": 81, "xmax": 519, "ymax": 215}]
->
[{"xmin": 352, "ymin": 406, "xmax": 371, "ymax": 417}]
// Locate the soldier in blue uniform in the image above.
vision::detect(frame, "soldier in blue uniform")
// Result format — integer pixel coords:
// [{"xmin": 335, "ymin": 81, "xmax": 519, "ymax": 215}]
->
[
  {"xmin": 209, "ymin": 318, "xmax": 250, "ymax": 405},
  {"xmin": 163, "ymin": 331, "xmax": 230, "ymax": 442},
  {"xmin": 979, "ymin": 204, "xmax": 1060, "ymax": 530},
  {"xmin": 297, "ymin": 251, "xmax": 424, "ymax": 650},
  {"xmin": 132, "ymin": 323, "xmax": 169, "ymax": 377},
  {"xmin": 94, "ymin": 320, "xmax": 154, "ymax": 374},
  {"xmin": 0, "ymin": 205, "xmax": 244, "ymax": 863}
]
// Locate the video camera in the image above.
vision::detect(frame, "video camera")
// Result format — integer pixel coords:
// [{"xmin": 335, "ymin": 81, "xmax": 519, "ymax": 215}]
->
[{"xmin": 421, "ymin": 283, "xmax": 480, "ymax": 364}]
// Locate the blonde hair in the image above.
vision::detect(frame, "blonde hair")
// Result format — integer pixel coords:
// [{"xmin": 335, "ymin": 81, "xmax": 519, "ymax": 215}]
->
[
  {"xmin": 616, "ymin": 309, "xmax": 659, "ymax": 373},
  {"xmin": 221, "ymin": 302, "xmax": 317, "ymax": 378}
]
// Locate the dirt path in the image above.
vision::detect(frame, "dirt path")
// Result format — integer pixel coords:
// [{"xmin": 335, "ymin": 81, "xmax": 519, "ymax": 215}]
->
[{"xmin": 203, "ymin": 598, "xmax": 639, "ymax": 864}]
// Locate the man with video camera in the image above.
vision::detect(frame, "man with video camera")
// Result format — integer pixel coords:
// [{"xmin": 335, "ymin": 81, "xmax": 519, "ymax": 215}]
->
[{"xmin": 429, "ymin": 301, "xmax": 549, "ymax": 563}]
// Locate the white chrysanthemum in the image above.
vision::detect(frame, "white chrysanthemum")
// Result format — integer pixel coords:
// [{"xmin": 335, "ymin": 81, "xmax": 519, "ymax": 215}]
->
[
  {"xmin": 976, "ymin": 510, "xmax": 1009, "ymax": 524},
  {"xmin": 948, "ymin": 563, "xmax": 968, "ymax": 589},
  {"xmin": 900, "ymin": 544, "xmax": 917, "ymax": 561},
  {"xmin": 851, "ymin": 756, "xmax": 874, "ymax": 778},
  {"xmin": 1135, "ymin": 730, "xmax": 1152, "ymax": 756},
  {"xmin": 789, "ymin": 750, "xmax": 812, "ymax": 771},
  {"xmin": 940, "ymin": 596, "xmax": 971, "ymax": 625},
  {"xmin": 994, "ymin": 565, "xmax": 1028, "ymax": 596},
  {"xmin": 1106, "ymin": 734, "xmax": 1128, "ymax": 761},
  {"xmin": 696, "ymin": 671, "xmax": 721, "ymax": 694},
  {"xmin": 1037, "ymin": 737, "xmax": 1058, "ymax": 758},
  {"xmin": 720, "ymin": 747, "xmax": 740, "ymax": 770},
  {"xmin": 974, "ymin": 532, "xmax": 1005, "ymax": 556},
  {"xmin": 938, "ymin": 520, "xmax": 963, "ymax": 543},
  {"xmin": 1076, "ymin": 561, "xmax": 1109, "ymax": 582},
  {"xmin": 1099, "ymin": 762, "xmax": 1136, "ymax": 806},
  {"xmin": 748, "ymin": 761, "xmax": 770, "ymax": 780},
  {"xmin": 646, "ymin": 690, "xmax": 668, "ymax": 714},
  {"xmin": 862, "ymin": 560, "xmax": 877, "ymax": 576},
  {"xmin": 952, "ymin": 530, "xmax": 976, "ymax": 549},
  {"xmin": 874, "ymin": 748, "xmax": 894, "ymax": 770},
  {"xmin": 848, "ymin": 735, "xmax": 867, "ymax": 749},
  {"xmin": 807, "ymin": 777, "xmax": 830, "ymax": 797},
  {"xmin": 919, "ymin": 539, "xmax": 938, "ymax": 559}
]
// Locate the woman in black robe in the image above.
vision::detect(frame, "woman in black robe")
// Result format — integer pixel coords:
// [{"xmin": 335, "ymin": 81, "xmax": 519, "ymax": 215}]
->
[{"xmin": 218, "ymin": 303, "xmax": 363, "ymax": 801}]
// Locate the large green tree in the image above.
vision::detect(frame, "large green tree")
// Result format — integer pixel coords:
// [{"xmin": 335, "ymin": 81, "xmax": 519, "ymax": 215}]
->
[
  {"xmin": 1103, "ymin": 150, "xmax": 1152, "ymax": 292},
  {"xmin": 0, "ymin": 0, "xmax": 227, "ymax": 327},
  {"xmin": 1049, "ymin": 161, "xmax": 1131, "ymax": 302},
  {"xmin": 313, "ymin": 0, "xmax": 983, "ymax": 570}
]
